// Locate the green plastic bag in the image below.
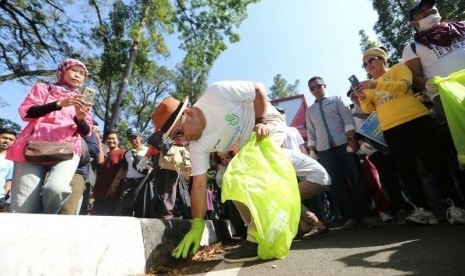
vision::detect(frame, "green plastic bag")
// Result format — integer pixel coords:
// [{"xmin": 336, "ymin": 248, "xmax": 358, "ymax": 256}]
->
[
  {"xmin": 431, "ymin": 69, "xmax": 465, "ymax": 170},
  {"xmin": 222, "ymin": 133, "xmax": 300, "ymax": 260}
]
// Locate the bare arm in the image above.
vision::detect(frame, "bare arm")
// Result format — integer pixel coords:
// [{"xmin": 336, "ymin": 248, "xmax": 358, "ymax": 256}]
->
[
  {"xmin": 96, "ymin": 133, "xmax": 105, "ymax": 165},
  {"xmin": 404, "ymin": 58, "xmax": 426, "ymax": 92},
  {"xmin": 299, "ymin": 144, "xmax": 309, "ymax": 155},
  {"xmin": 252, "ymin": 82, "xmax": 270, "ymax": 139},
  {"xmin": 191, "ymin": 174, "xmax": 208, "ymax": 219},
  {"xmin": 253, "ymin": 82, "xmax": 268, "ymax": 120},
  {"xmin": 4, "ymin": 180, "xmax": 11, "ymax": 196}
]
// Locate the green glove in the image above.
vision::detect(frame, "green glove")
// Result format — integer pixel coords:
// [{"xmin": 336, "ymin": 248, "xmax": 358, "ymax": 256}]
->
[{"xmin": 172, "ymin": 219, "xmax": 205, "ymax": 259}]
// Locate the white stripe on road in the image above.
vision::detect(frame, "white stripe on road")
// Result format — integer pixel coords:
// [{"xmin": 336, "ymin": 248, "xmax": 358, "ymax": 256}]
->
[{"xmin": 205, "ymin": 261, "xmax": 243, "ymax": 276}]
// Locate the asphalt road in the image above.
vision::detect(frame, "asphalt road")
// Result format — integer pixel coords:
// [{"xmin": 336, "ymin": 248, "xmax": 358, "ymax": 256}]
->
[{"xmin": 183, "ymin": 222, "xmax": 465, "ymax": 276}]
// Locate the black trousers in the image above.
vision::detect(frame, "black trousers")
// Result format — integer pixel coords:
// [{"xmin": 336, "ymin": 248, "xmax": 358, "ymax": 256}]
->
[
  {"xmin": 383, "ymin": 115, "xmax": 460, "ymax": 209},
  {"xmin": 114, "ymin": 177, "xmax": 144, "ymax": 216}
]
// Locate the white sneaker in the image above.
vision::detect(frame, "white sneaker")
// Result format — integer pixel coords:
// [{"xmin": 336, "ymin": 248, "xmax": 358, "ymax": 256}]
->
[
  {"xmin": 406, "ymin": 207, "xmax": 439, "ymax": 225},
  {"xmin": 446, "ymin": 199, "xmax": 465, "ymax": 224},
  {"xmin": 379, "ymin": 212, "xmax": 394, "ymax": 223}
]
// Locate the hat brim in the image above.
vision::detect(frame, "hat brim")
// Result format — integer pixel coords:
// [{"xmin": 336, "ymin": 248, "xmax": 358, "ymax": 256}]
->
[
  {"xmin": 409, "ymin": 0, "xmax": 436, "ymax": 21},
  {"xmin": 162, "ymin": 97, "xmax": 189, "ymax": 140}
]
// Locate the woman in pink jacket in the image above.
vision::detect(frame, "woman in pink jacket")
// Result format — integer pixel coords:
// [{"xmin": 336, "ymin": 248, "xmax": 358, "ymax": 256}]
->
[{"xmin": 7, "ymin": 58, "xmax": 93, "ymax": 214}]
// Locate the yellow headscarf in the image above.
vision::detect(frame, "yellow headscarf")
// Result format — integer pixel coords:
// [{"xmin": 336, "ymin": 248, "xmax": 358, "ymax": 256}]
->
[{"xmin": 363, "ymin": 47, "xmax": 388, "ymax": 62}]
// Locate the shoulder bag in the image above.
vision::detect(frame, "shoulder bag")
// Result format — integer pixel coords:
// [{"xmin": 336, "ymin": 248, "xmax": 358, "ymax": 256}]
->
[{"xmin": 159, "ymin": 145, "xmax": 191, "ymax": 172}]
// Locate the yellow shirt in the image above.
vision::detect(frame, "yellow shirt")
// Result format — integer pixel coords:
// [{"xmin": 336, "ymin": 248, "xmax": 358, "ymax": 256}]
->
[{"xmin": 358, "ymin": 63, "xmax": 429, "ymax": 131}]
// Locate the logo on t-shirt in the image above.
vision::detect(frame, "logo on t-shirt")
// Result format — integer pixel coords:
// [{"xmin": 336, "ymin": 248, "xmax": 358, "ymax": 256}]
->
[
  {"xmin": 225, "ymin": 114, "xmax": 239, "ymax": 125},
  {"xmin": 433, "ymin": 37, "xmax": 465, "ymax": 58}
]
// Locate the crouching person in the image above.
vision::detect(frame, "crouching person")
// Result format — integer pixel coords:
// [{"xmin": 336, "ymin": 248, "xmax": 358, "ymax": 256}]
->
[{"xmin": 282, "ymin": 148, "xmax": 332, "ymax": 239}]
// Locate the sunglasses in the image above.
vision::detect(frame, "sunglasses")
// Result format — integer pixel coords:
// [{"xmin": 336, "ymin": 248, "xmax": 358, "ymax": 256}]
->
[
  {"xmin": 171, "ymin": 114, "xmax": 184, "ymax": 139},
  {"xmin": 309, "ymin": 83, "xmax": 324, "ymax": 92},
  {"xmin": 362, "ymin": 56, "xmax": 379, "ymax": 68}
]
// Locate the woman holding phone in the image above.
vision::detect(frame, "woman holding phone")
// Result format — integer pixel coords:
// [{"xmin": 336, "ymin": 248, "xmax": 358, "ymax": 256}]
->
[
  {"xmin": 354, "ymin": 47, "xmax": 465, "ymax": 225},
  {"xmin": 7, "ymin": 58, "xmax": 93, "ymax": 214}
]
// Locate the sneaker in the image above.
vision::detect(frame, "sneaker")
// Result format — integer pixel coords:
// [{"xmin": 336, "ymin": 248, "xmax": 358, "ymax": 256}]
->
[
  {"xmin": 342, "ymin": 219, "xmax": 358, "ymax": 230},
  {"xmin": 446, "ymin": 199, "xmax": 465, "ymax": 224},
  {"xmin": 223, "ymin": 240, "xmax": 259, "ymax": 263},
  {"xmin": 379, "ymin": 212, "xmax": 394, "ymax": 223},
  {"xmin": 406, "ymin": 207, "xmax": 439, "ymax": 225},
  {"xmin": 302, "ymin": 227, "xmax": 330, "ymax": 240},
  {"xmin": 362, "ymin": 217, "xmax": 380, "ymax": 228}
]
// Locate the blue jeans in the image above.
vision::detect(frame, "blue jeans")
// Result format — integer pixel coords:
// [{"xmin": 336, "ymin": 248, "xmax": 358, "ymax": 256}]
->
[
  {"xmin": 10, "ymin": 155, "xmax": 80, "ymax": 214},
  {"xmin": 318, "ymin": 144, "xmax": 372, "ymax": 220}
]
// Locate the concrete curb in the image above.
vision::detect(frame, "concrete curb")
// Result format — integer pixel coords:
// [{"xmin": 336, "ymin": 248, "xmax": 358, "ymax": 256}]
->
[{"xmin": 0, "ymin": 214, "xmax": 235, "ymax": 275}]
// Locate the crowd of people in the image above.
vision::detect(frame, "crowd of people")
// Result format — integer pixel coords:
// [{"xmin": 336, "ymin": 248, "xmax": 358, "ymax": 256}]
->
[{"xmin": 1, "ymin": 0, "xmax": 464, "ymax": 264}]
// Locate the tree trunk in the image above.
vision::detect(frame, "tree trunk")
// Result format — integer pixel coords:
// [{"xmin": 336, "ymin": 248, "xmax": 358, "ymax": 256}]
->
[{"xmin": 107, "ymin": 3, "xmax": 151, "ymax": 132}]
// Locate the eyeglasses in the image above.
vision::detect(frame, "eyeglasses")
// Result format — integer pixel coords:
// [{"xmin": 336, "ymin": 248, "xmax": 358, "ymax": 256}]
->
[
  {"xmin": 362, "ymin": 56, "xmax": 379, "ymax": 68},
  {"xmin": 309, "ymin": 83, "xmax": 324, "ymax": 91},
  {"xmin": 171, "ymin": 114, "xmax": 184, "ymax": 139}
]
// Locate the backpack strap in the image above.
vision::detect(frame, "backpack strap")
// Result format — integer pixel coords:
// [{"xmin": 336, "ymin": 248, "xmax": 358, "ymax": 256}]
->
[{"xmin": 410, "ymin": 42, "xmax": 417, "ymax": 54}]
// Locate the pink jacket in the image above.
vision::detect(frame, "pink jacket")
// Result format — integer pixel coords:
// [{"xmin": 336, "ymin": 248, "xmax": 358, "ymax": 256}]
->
[{"xmin": 7, "ymin": 82, "xmax": 93, "ymax": 162}]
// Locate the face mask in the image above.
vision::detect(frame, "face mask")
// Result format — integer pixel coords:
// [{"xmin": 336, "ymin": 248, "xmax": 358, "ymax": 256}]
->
[{"xmin": 418, "ymin": 12, "xmax": 441, "ymax": 31}]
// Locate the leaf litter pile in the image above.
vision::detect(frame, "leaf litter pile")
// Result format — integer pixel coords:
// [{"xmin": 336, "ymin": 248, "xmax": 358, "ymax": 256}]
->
[{"xmin": 146, "ymin": 241, "xmax": 241, "ymax": 275}]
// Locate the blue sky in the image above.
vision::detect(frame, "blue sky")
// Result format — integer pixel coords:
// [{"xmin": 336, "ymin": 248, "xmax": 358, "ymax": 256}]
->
[{"xmin": 0, "ymin": 0, "xmax": 379, "ymax": 128}]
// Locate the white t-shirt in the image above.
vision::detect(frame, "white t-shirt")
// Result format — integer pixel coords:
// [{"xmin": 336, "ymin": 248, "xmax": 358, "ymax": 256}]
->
[
  {"xmin": 282, "ymin": 148, "xmax": 331, "ymax": 186},
  {"xmin": 282, "ymin": 126, "xmax": 305, "ymax": 152},
  {"xmin": 125, "ymin": 145, "xmax": 148, "ymax": 179},
  {"xmin": 0, "ymin": 155, "xmax": 14, "ymax": 198},
  {"xmin": 402, "ymin": 25, "xmax": 465, "ymax": 79},
  {"xmin": 189, "ymin": 81, "xmax": 256, "ymax": 175}
]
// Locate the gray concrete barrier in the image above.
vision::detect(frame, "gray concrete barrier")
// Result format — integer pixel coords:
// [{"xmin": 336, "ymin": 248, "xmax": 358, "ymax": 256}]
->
[{"xmin": 0, "ymin": 214, "xmax": 234, "ymax": 275}]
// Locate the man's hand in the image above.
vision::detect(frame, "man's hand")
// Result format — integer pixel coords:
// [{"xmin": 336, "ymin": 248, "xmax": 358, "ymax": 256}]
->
[
  {"xmin": 359, "ymin": 142, "xmax": 377, "ymax": 156},
  {"xmin": 172, "ymin": 219, "xmax": 205, "ymax": 259},
  {"xmin": 253, "ymin": 123, "xmax": 270, "ymax": 140},
  {"xmin": 309, "ymin": 150, "xmax": 318, "ymax": 160},
  {"xmin": 424, "ymin": 79, "xmax": 439, "ymax": 100},
  {"xmin": 347, "ymin": 140, "xmax": 360, "ymax": 152},
  {"xmin": 136, "ymin": 156, "xmax": 151, "ymax": 171}
]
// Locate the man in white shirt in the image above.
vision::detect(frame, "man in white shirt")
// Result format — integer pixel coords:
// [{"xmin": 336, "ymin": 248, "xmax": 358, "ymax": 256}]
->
[
  {"xmin": 402, "ymin": 0, "xmax": 465, "ymax": 121},
  {"xmin": 276, "ymin": 107, "xmax": 309, "ymax": 155},
  {"xmin": 152, "ymin": 81, "xmax": 286, "ymax": 263},
  {"xmin": 402, "ymin": 0, "xmax": 465, "ymax": 210},
  {"xmin": 281, "ymin": 148, "xmax": 331, "ymax": 239},
  {"xmin": 0, "ymin": 128, "xmax": 16, "ymax": 211},
  {"xmin": 114, "ymin": 128, "xmax": 148, "ymax": 216}
]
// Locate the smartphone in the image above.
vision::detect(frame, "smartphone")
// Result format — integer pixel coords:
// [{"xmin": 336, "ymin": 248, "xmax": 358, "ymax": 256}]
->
[
  {"xmin": 81, "ymin": 87, "xmax": 96, "ymax": 104},
  {"xmin": 348, "ymin": 75, "xmax": 360, "ymax": 88}
]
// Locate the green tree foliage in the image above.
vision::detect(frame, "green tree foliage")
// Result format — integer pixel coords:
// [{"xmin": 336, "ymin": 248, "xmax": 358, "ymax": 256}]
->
[
  {"xmin": 173, "ymin": 55, "xmax": 208, "ymax": 104},
  {"xmin": 90, "ymin": 0, "xmax": 260, "ymax": 135},
  {"xmin": 103, "ymin": 0, "xmax": 174, "ymax": 133},
  {"xmin": 269, "ymin": 74, "xmax": 300, "ymax": 100},
  {"xmin": 89, "ymin": 0, "xmax": 173, "ymax": 137},
  {"xmin": 0, "ymin": 118, "xmax": 22, "ymax": 133},
  {"xmin": 0, "ymin": 0, "xmax": 88, "ymax": 83},
  {"xmin": 1, "ymin": 0, "xmax": 261, "ymax": 138},
  {"xmin": 367, "ymin": 0, "xmax": 465, "ymax": 62},
  {"xmin": 125, "ymin": 64, "xmax": 175, "ymax": 134}
]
